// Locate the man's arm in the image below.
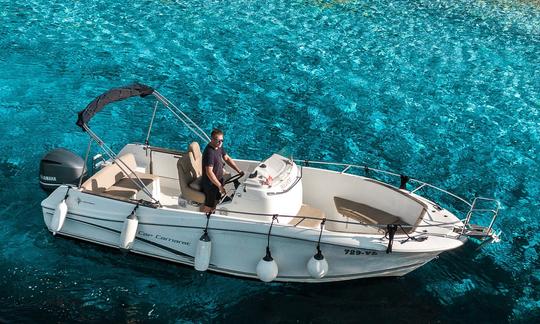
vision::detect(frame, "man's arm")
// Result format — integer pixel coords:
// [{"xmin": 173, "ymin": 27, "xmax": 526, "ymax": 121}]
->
[
  {"xmin": 223, "ymin": 154, "xmax": 242, "ymax": 174},
  {"xmin": 205, "ymin": 166, "xmax": 225, "ymax": 194}
]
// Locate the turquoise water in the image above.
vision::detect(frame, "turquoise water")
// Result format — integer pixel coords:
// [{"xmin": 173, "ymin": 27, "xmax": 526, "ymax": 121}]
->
[{"xmin": 1, "ymin": 0, "xmax": 539, "ymax": 322}]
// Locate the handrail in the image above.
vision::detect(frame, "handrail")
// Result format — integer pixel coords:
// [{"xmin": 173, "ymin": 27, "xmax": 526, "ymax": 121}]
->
[
  {"xmin": 460, "ymin": 197, "xmax": 500, "ymax": 237},
  {"xmin": 410, "ymin": 183, "xmax": 427, "ymax": 194},
  {"xmin": 412, "ymin": 182, "xmax": 472, "ymax": 208},
  {"xmin": 294, "ymin": 159, "xmax": 476, "ymax": 210},
  {"xmin": 214, "ymin": 207, "xmax": 463, "ymax": 229},
  {"xmin": 294, "ymin": 159, "xmax": 501, "ymax": 242}
]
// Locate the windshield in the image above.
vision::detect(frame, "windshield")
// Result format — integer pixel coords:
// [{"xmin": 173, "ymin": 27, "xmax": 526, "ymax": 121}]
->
[{"xmin": 275, "ymin": 146, "xmax": 294, "ymax": 161}]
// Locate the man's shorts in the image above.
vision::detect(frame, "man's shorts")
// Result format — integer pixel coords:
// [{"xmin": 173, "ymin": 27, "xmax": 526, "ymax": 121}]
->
[{"xmin": 202, "ymin": 182, "xmax": 222, "ymax": 208}]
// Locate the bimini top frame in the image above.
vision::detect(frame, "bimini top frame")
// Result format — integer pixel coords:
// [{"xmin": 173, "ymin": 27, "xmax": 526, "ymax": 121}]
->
[{"xmin": 75, "ymin": 83, "xmax": 211, "ymax": 205}]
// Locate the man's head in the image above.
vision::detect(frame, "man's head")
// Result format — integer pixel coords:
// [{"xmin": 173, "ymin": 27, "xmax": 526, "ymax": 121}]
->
[{"xmin": 210, "ymin": 128, "xmax": 224, "ymax": 148}]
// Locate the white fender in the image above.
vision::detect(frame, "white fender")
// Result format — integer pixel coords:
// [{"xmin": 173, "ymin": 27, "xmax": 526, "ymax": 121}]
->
[
  {"xmin": 194, "ymin": 232, "xmax": 212, "ymax": 271},
  {"xmin": 307, "ymin": 254, "xmax": 329, "ymax": 279},
  {"xmin": 256, "ymin": 255, "xmax": 278, "ymax": 282},
  {"xmin": 50, "ymin": 199, "xmax": 68, "ymax": 235},
  {"xmin": 119, "ymin": 213, "xmax": 138, "ymax": 250}
]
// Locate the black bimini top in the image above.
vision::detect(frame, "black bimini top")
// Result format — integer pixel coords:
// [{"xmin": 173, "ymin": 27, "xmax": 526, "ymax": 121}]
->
[{"xmin": 76, "ymin": 83, "xmax": 154, "ymax": 130}]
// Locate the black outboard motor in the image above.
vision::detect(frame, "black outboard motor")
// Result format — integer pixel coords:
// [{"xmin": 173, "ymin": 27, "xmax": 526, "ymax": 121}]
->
[{"xmin": 39, "ymin": 148, "xmax": 86, "ymax": 192}]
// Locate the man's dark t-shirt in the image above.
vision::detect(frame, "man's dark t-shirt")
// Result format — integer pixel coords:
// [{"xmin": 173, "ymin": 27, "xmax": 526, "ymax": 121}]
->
[{"xmin": 201, "ymin": 144, "xmax": 227, "ymax": 188}]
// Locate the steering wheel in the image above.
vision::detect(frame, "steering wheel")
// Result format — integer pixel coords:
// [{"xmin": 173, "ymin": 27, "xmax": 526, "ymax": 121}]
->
[{"xmin": 224, "ymin": 171, "xmax": 245, "ymax": 185}]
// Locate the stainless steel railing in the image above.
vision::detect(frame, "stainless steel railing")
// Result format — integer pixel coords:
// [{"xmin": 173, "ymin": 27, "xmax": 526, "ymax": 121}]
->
[
  {"xmin": 294, "ymin": 159, "xmax": 475, "ymax": 210},
  {"xmin": 292, "ymin": 159, "xmax": 501, "ymax": 241},
  {"xmin": 460, "ymin": 197, "xmax": 500, "ymax": 239}
]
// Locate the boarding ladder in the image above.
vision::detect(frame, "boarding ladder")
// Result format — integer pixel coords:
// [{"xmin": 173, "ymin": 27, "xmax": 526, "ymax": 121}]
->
[{"xmin": 460, "ymin": 197, "xmax": 501, "ymax": 242}]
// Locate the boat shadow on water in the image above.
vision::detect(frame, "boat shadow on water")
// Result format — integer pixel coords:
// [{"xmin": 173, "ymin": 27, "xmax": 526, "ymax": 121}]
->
[{"xmin": 46, "ymin": 228, "xmax": 524, "ymax": 323}]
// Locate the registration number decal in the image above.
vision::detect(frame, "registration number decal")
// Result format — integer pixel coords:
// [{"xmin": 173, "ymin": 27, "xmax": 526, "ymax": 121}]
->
[{"xmin": 344, "ymin": 249, "xmax": 378, "ymax": 256}]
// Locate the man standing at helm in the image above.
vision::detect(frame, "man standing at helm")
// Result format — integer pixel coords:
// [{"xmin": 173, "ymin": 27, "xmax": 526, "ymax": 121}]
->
[{"xmin": 201, "ymin": 128, "xmax": 243, "ymax": 213}]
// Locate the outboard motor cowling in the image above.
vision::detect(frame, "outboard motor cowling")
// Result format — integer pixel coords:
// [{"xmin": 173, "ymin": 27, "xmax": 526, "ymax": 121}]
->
[{"xmin": 39, "ymin": 148, "xmax": 86, "ymax": 191}]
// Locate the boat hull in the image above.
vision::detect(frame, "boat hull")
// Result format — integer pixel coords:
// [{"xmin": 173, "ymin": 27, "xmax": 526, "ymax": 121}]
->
[{"xmin": 42, "ymin": 188, "xmax": 444, "ymax": 283}]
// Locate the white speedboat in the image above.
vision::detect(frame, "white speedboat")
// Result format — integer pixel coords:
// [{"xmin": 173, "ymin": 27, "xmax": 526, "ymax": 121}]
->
[{"xmin": 40, "ymin": 84, "xmax": 501, "ymax": 282}]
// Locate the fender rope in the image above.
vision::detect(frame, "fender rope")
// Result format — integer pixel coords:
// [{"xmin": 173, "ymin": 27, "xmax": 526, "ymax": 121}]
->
[
  {"xmin": 386, "ymin": 224, "xmax": 398, "ymax": 254},
  {"xmin": 203, "ymin": 211, "xmax": 212, "ymax": 235},
  {"xmin": 264, "ymin": 215, "xmax": 278, "ymax": 261},
  {"xmin": 63, "ymin": 186, "xmax": 71, "ymax": 200},
  {"xmin": 315, "ymin": 218, "xmax": 327, "ymax": 258}
]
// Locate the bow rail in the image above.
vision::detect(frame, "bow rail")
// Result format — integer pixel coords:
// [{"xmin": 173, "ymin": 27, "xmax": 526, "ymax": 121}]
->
[
  {"xmin": 295, "ymin": 159, "xmax": 473, "ymax": 207},
  {"xmin": 293, "ymin": 159, "xmax": 501, "ymax": 242}
]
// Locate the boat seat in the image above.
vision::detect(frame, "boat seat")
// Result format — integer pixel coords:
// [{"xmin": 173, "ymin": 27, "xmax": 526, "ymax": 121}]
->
[
  {"xmin": 333, "ymin": 196, "xmax": 418, "ymax": 234},
  {"xmin": 291, "ymin": 204, "xmax": 326, "ymax": 228},
  {"xmin": 106, "ymin": 174, "xmax": 157, "ymax": 199},
  {"xmin": 334, "ymin": 195, "xmax": 401, "ymax": 223},
  {"xmin": 178, "ymin": 142, "xmax": 205, "ymax": 204},
  {"xmin": 82, "ymin": 153, "xmax": 159, "ymax": 201}
]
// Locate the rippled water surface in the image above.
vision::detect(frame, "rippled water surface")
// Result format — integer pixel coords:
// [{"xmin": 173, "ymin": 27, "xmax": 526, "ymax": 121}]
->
[{"xmin": 1, "ymin": 0, "xmax": 539, "ymax": 322}]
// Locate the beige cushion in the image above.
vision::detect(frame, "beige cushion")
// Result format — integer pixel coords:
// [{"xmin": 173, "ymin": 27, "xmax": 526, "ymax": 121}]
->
[
  {"xmin": 188, "ymin": 142, "xmax": 203, "ymax": 178},
  {"xmin": 82, "ymin": 153, "xmax": 138, "ymax": 192},
  {"xmin": 82, "ymin": 154, "xmax": 161, "ymax": 201},
  {"xmin": 104, "ymin": 175, "xmax": 158, "ymax": 200},
  {"xmin": 110, "ymin": 175, "xmax": 156, "ymax": 190},
  {"xmin": 104, "ymin": 186, "xmax": 138, "ymax": 199},
  {"xmin": 178, "ymin": 143, "xmax": 205, "ymax": 204},
  {"xmin": 333, "ymin": 196, "xmax": 422, "ymax": 234},
  {"xmin": 334, "ymin": 196, "xmax": 402, "ymax": 225}
]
